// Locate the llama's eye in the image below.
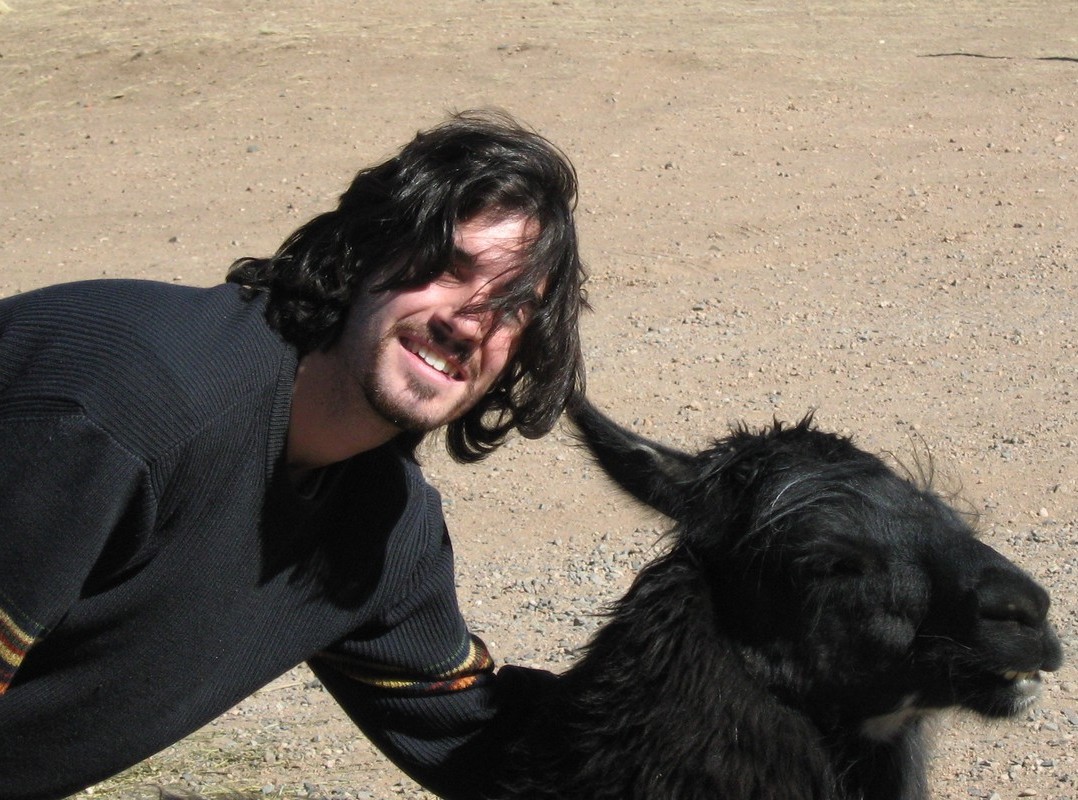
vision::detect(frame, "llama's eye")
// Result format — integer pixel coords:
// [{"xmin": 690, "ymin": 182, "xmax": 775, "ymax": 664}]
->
[
  {"xmin": 830, "ymin": 555, "xmax": 873, "ymax": 577},
  {"xmin": 799, "ymin": 546, "xmax": 879, "ymax": 579}
]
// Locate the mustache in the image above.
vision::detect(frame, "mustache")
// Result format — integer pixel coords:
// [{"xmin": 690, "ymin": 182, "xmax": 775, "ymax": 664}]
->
[{"xmin": 397, "ymin": 321, "xmax": 477, "ymax": 368}]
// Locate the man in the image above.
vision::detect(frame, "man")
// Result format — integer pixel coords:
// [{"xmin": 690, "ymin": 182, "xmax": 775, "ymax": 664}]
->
[{"xmin": 0, "ymin": 110, "xmax": 586, "ymax": 799}]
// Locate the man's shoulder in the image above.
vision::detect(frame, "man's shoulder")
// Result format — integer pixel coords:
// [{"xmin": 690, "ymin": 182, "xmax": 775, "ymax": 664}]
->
[
  {"xmin": 3, "ymin": 277, "xmax": 221, "ymax": 306},
  {"xmin": 2, "ymin": 278, "xmax": 255, "ymax": 337},
  {"xmin": 3, "ymin": 278, "xmax": 257, "ymax": 330},
  {"xmin": 0, "ymin": 279, "xmax": 295, "ymax": 448},
  {"xmin": 2, "ymin": 278, "xmax": 281, "ymax": 367}
]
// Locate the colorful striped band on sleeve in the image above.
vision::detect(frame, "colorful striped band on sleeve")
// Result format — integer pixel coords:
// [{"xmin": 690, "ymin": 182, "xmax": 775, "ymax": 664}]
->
[
  {"xmin": 0, "ymin": 600, "xmax": 43, "ymax": 695},
  {"xmin": 315, "ymin": 634, "xmax": 496, "ymax": 697}
]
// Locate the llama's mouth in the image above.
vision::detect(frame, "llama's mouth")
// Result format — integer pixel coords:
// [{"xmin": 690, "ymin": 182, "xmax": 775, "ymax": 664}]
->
[
  {"xmin": 998, "ymin": 669, "xmax": 1044, "ymax": 702},
  {"xmin": 995, "ymin": 669, "xmax": 1043, "ymax": 707},
  {"xmin": 1000, "ymin": 669, "xmax": 1039, "ymax": 683},
  {"xmin": 952, "ymin": 667, "xmax": 1046, "ymax": 719}
]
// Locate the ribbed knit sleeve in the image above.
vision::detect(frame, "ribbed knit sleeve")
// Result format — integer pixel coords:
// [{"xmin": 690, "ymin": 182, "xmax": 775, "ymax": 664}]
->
[
  {"xmin": 0, "ymin": 411, "xmax": 152, "ymax": 693},
  {"xmin": 307, "ymin": 509, "xmax": 499, "ymax": 797}
]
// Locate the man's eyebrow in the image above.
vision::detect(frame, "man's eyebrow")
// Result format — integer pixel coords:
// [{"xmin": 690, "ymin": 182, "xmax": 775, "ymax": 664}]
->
[{"xmin": 451, "ymin": 246, "xmax": 477, "ymax": 268}]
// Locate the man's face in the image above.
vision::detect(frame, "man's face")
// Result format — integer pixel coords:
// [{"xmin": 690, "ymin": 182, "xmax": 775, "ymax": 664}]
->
[{"xmin": 334, "ymin": 211, "xmax": 540, "ymax": 435}]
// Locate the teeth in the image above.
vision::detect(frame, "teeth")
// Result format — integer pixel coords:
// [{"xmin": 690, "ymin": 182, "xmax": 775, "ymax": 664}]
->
[
  {"xmin": 411, "ymin": 343, "xmax": 453, "ymax": 377},
  {"xmin": 1001, "ymin": 670, "xmax": 1036, "ymax": 682}
]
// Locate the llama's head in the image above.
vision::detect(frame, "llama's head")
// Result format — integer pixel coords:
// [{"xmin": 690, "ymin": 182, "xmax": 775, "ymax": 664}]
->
[{"xmin": 569, "ymin": 398, "xmax": 1062, "ymax": 738}]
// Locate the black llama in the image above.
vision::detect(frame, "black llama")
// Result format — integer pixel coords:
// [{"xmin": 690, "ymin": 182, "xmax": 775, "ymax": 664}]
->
[{"xmin": 493, "ymin": 399, "xmax": 1062, "ymax": 800}]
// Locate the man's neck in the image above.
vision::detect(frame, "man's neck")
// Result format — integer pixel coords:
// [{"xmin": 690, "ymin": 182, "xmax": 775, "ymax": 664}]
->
[{"xmin": 286, "ymin": 349, "xmax": 399, "ymax": 474}]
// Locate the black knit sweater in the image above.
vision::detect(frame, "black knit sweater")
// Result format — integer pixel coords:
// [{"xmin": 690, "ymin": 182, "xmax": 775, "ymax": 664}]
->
[{"xmin": 0, "ymin": 280, "xmax": 528, "ymax": 800}]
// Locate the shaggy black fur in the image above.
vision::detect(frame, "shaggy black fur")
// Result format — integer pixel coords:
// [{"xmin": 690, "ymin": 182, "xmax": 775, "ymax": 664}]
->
[{"xmin": 492, "ymin": 399, "xmax": 1062, "ymax": 800}]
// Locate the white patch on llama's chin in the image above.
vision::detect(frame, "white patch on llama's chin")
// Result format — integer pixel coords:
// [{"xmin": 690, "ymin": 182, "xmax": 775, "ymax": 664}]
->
[{"xmin": 860, "ymin": 694, "xmax": 929, "ymax": 742}]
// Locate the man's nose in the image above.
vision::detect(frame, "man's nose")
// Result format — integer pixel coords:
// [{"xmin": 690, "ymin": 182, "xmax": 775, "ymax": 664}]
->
[
  {"xmin": 434, "ymin": 287, "xmax": 496, "ymax": 345},
  {"xmin": 444, "ymin": 282, "xmax": 497, "ymax": 336}
]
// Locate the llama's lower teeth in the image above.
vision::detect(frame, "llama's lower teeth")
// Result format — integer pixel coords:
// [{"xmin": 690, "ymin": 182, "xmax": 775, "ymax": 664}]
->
[{"xmin": 1001, "ymin": 670, "xmax": 1036, "ymax": 682}]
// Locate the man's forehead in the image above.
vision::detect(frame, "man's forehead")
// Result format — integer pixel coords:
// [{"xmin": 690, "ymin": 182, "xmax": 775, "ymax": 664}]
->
[{"xmin": 452, "ymin": 213, "xmax": 538, "ymax": 273}]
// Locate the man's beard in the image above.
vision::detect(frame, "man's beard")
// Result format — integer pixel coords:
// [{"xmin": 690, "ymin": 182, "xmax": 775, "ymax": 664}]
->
[
  {"xmin": 358, "ymin": 326, "xmax": 474, "ymax": 434},
  {"xmin": 364, "ymin": 371, "xmax": 439, "ymax": 433}
]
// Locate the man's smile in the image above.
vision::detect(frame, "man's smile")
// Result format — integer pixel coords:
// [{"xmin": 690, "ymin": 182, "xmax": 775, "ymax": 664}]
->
[{"xmin": 401, "ymin": 336, "xmax": 466, "ymax": 381}]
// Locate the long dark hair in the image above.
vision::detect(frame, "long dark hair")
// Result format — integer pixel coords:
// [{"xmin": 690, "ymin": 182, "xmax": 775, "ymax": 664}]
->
[{"xmin": 227, "ymin": 109, "xmax": 587, "ymax": 462}]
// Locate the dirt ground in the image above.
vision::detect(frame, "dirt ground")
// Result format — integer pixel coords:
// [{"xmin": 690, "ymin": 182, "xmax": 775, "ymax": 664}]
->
[{"xmin": 1, "ymin": 1, "xmax": 1075, "ymax": 798}]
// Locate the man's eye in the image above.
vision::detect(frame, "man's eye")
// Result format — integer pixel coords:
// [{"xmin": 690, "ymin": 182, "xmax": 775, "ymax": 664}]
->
[
  {"xmin": 436, "ymin": 266, "xmax": 466, "ymax": 286},
  {"xmin": 502, "ymin": 300, "xmax": 537, "ymax": 327}
]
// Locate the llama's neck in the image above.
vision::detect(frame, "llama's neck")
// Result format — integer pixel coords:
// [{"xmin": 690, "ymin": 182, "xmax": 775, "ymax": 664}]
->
[
  {"xmin": 543, "ymin": 550, "xmax": 842, "ymax": 799},
  {"xmin": 570, "ymin": 550, "xmax": 726, "ymax": 686},
  {"xmin": 538, "ymin": 549, "xmax": 925, "ymax": 800}
]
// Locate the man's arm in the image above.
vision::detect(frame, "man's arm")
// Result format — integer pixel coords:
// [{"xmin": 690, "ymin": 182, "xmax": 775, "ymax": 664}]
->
[
  {"xmin": 309, "ymin": 524, "xmax": 554, "ymax": 800},
  {"xmin": 0, "ymin": 411, "xmax": 148, "ymax": 693}
]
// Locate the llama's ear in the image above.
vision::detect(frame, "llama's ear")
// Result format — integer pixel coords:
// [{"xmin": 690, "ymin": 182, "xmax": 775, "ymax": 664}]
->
[{"xmin": 567, "ymin": 395, "xmax": 696, "ymax": 519}]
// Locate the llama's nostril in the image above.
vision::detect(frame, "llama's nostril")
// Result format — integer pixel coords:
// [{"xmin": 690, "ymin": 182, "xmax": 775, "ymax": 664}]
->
[
  {"xmin": 979, "ymin": 598, "xmax": 1041, "ymax": 628},
  {"xmin": 978, "ymin": 577, "xmax": 1063, "ymax": 674},
  {"xmin": 976, "ymin": 567, "xmax": 1049, "ymax": 629}
]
